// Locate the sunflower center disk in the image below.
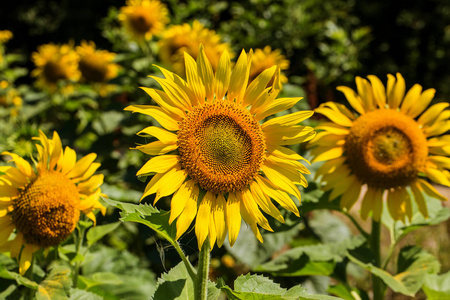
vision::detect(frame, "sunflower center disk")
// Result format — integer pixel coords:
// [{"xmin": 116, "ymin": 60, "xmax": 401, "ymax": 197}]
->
[
  {"xmin": 12, "ymin": 171, "xmax": 80, "ymax": 248},
  {"xmin": 79, "ymin": 54, "xmax": 109, "ymax": 82},
  {"xmin": 178, "ymin": 101, "xmax": 265, "ymax": 194},
  {"xmin": 43, "ymin": 61, "xmax": 68, "ymax": 83},
  {"xmin": 345, "ymin": 109, "xmax": 428, "ymax": 189},
  {"xmin": 130, "ymin": 14, "xmax": 152, "ymax": 33}
]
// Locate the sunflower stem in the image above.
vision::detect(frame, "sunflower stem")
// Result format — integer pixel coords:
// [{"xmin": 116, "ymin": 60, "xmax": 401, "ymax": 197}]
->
[
  {"xmin": 371, "ymin": 219, "xmax": 385, "ymax": 300},
  {"xmin": 195, "ymin": 237, "xmax": 210, "ymax": 300},
  {"xmin": 72, "ymin": 225, "xmax": 84, "ymax": 288},
  {"xmin": 344, "ymin": 211, "xmax": 370, "ymax": 241},
  {"xmin": 172, "ymin": 240, "xmax": 197, "ymax": 282}
]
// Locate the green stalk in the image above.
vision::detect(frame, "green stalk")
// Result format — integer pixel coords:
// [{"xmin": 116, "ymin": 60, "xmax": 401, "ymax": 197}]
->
[
  {"xmin": 195, "ymin": 237, "xmax": 210, "ymax": 300},
  {"xmin": 72, "ymin": 226, "xmax": 84, "ymax": 288},
  {"xmin": 371, "ymin": 219, "xmax": 386, "ymax": 300},
  {"xmin": 171, "ymin": 240, "xmax": 197, "ymax": 282}
]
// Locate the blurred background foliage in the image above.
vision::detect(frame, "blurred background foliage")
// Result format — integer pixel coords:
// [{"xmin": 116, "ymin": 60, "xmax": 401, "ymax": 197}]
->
[{"xmin": 0, "ymin": 0, "xmax": 449, "ymax": 298}]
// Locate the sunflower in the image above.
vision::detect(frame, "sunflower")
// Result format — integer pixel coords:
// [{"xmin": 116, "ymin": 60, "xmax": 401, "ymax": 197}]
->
[
  {"xmin": 311, "ymin": 73, "xmax": 449, "ymax": 222},
  {"xmin": 249, "ymin": 46, "xmax": 289, "ymax": 85},
  {"xmin": 119, "ymin": 0, "xmax": 169, "ymax": 41},
  {"xmin": 0, "ymin": 131, "xmax": 105, "ymax": 274},
  {"xmin": 158, "ymin": 20, "xmax": 234, "ymax": 76},
  {"xmin": 31, "ymin": 43, "xmax": 80, "ymax": 93},
  {"xmin": 76, "ymin": 41, "xmax": 120, "ymax": 96},
  {"xmin": 126, "ymin": 47, "xmax": 314, "ymax": 249},
  {"xmin": 0, "ymin": 30, "xmax": 12, "ymax": 44}
]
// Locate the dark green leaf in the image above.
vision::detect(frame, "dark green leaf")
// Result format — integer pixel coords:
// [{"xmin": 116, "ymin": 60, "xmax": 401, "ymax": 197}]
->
[
  {"xmin": 86, "ymin": 222, "xmax": 121, "ymax": 246},
  {"xmin": 152, "ymin": 262, "xmax": 220, "ymax": 300},
  {"xmin": 0, "ymin": 262, "xmax": 38, "ymax": 290},
  {"xmin": 36, "ymin": 266, "xmax": 72, "ymax": 300},
  {"xmin": 69, "ymin": 288, "xmax": 103, "ymax": 300}
]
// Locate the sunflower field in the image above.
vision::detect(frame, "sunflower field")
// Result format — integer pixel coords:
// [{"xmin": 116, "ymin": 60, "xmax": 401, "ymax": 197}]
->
[{"xmin": 1, "ymin": 0, "xmax": 450, "ymax": 299}]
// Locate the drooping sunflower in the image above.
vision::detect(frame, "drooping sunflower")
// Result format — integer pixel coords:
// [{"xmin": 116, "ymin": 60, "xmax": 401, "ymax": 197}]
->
[
  {"xmin": 119, "ymin": 0, "xmax": 169, "ymax": 41},
  {"xmin": 76, "ymin": 40, "xmax": 120, "ymax": 96},
  {"xmin": 31, "ymin": 43, "xmax": 80, "ymax": 93},
  {"xmin": 249, "ymin": 46, "xmax": 289, "ymax": 85},
  {"xmin": 158, "ymin": 20, "xmax": 233, "ymax": 76},
  {"xmin": 0, "ymin": 131, "xmax": 105, "ymax": 274},
  {"xmin": 126, "ymin": 47, "xmax": 315, "ymax": 249},
  {"xmin": 311, "ymin": 73, "xmax": 449, "ymax": 222}
]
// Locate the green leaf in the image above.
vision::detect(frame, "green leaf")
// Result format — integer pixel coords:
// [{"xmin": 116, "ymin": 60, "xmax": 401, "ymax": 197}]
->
[
  {"xmin": 308, "ymin": 210, "xmax": 352, "ymax": 243},
  {"xmin": 218, "ymin": 274, "xmax": 342, "ymax": 300},
  {"xmin": 422, "ymin": 271, "xmax": 450, "ymax": 299},
  {"xmin": 254, "ymin": 236, "xmax": 364, "ymax": 276},
  {"xmin": 86, "ymin": 222, "xmax": 121, "ymax": 246},
  {"xmin": 394, "ymin": 246, "xmax": 440, "ymax": 294},
  {"xmin": 225, "ymin": 215, "xmax": 304, "ymax": 268},
  {"xmin": 36, "ymin": 266, "xmax": 72, "ymax": 300},
  {"xmin": 81, "ymin": 245, "xmax": 157, "ymax": 300},
  {"xmin": 152, "ymin": 262, "xmax": 220, "ymax": 300},
  {"xmin": 69, "ymin": 288, "xmax": 103, "ymax": 300},
  {"xmin": 347, "ymin": 254, "xmax": 414, "ymax": 296},
  {"xmin": 0, "ymin": 262, "xmax": 38, "ymax": 290}
]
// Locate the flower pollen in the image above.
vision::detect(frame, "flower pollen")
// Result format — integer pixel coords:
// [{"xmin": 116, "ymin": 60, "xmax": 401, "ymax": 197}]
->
[
  {"xmin": 12, "ymin": 171, "xmax": 80, "ymax": 248},
  {"xmin": 345, "ymin": 109, "xmax": 428, "ymax": 189},
  {"xmin": 177, "ymin": 101, "xmax": 265, "ymax": 194}
]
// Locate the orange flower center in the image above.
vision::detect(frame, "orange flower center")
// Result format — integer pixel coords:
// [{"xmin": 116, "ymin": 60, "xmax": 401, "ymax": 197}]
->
[
  {"xmin": 43, "ymin": 60, "xmax": 69, "ymax": 83},
  {"xmin": 130, "ymin": 12, "xmax": 153, "ymax": 34},
  {"xmin": 12, "ymin": 171, "xmax": 80, "ymax": 248},
  {"xmin": 79, "ymin": 54, "xmax": 109, "ymax": 83},
  {"xmin": 345, "ymin": 109, "xmax": 428, "ymax": 189},
  {"xmin": 177, "ymin": 101, "xmax": 265, "ymax": 194}
]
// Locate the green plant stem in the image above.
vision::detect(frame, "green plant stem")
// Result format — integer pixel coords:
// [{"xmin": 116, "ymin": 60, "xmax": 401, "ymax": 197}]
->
[
  {"xmin": 195, "ymin": 237, "xmax": 210, "ymax": 300},
  {"xmin": 371, "ymin": 219, "xmax": 385, "ymax": 300},
  {"xmin": 171, "ymin": 240, "xmax": 197, "ymax": 282},
  {"xmin": 344, "ymin": 211, "xmax": 370, "ymax": 241},
  {"xmin": 72, "ymin": 226, "xmax": 84, "ymax": 288}
]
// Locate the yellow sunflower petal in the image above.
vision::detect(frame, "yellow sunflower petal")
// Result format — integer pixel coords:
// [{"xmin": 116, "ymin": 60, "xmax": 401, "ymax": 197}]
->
[
  {"xmin": 408, "ymin": 88, "xmax": 436, "ymax": 118},
  {"xmin": 424, "ymin": 167, "xmax": 450, "ymax": 186},
  {"xmin": 315, "ymin": 105, "xmax": 353, "ymax": 127},
  {"xmin": 261, "ymin": 164, "xmax": 302, "ymax": 201},
  {"xmin": 9, "ymin": 233, "xmax": 24, "ymax": 259},
  {"xmin": 367, "ymin": 75, "xmax": 387, "ymax": 108},
  {"xmin": 137, "ymin": 126, "xmax": 177, "ymax": 144},
  {"xmin": 141, "ymin": 87, "xmax": 185, "ymax": 117},
  {"xmin": 241, "ymin": 188, "xmax": 272, "ymax": 232},
  {"xmin": 169, "ymin": 180, "xmax": 197, "ymax": 225},
  {"xmin": 386, "ymin": 73, "xmax": 405, "ymax": 110},
  {"xmin": 255, "ymin": 176, "xmax": 299, "ymax": 217},
  {"xmin": 184, "ymin": 52, "xmax": 205, "ymax": 104},
  {"xmin": 250, "ymin": 180, "xmax": 284, "ymax": 223},
  {"xmin": 58, "ymin": 146, "xmax": 76, "ymax": 175},
  {"xmin": 340, "ymin": 178, "xmax": 361, "ymax": 210},
  {"xmin": 214, "ymin": 51, "xmax": 231, "ymax": 100},
  {"xmin": 417, "ymin": 102, "xmax": 449, "ymax": 127},
  {"xmin": 135, "ymin": 141, "xmax": 178, "ymax": 156},
  {"xmin": 371, "ymin": 189, "xmax": 384, "ymax": 222},
  {"xmin": 228, "ymin": 49, "xmax": 250, "ymax": 103},
  {"xmin": 336, "ymin": 86, "xmax": 365, "ymax": 115},
  {"xmin": 124, "ymin": 105, "xmax": 180, "ymax": 131},
  {"xmin": 136, "ymin": 155, "xmax": 180, "ymax": 176},
  {"xmin": 197, "ymin": 46, "xmax": 215, "ymax": 101},
  {"xmin": 226, "ymin": 192, "xmax": 242, "ymax": 247},
  {"xmin": 208, "ymin": 210, "xmax": 217, "ymax": 249},
  {"xmin": 175, "ymin": 184, "xmax": 199, "ymax": 240},
  {"xmin": 261, "ymin": 110, "xmax": 313, "ymax": 128},
  {"xmin": 243, "ymin": 65, "xmax": 277, "ymax": 107},
  {"xmin": 195, "ymin": 191, "xmax": 213, "ymax": 250},
  {"xmin": 410, "ymin": 180, "xmax": 429, "ymax": 218},
  {"xmin": 19, "ymin": 244, "xmax": 35, "ymax": 275},
  {"xmin": 213, "ymin": 193, "xmax": 227, "ymax": 248},
  {"xmin": 254, "ymin": 97, "xmax": 302, "ymax": 122},
  {"xmin": 311, "ymin": 146, "xmax": 344, "ymax": 163},
  {"xmin": 154, "ymin": 168, "xmax": 188, "ymax": 205},
  {"xmin": 49, "ymin": 131, "xmax": 63, "ymax": 170},
  {"xmin": 355, "ymin": 76, "xmax": 375, "ymax": 111},
  {"xmin": 1, "ymin": 152, "xmax": 33, "ymax": 177},
  {"xmin": 360, "ymin": 187, "xmax": 374, "ymax": 220},
  {"xmin": 150, "ymin": 75, "xmax": 192, "ymax": 111},
  {"xmin": 239, "ymin": 192, "xmax": 263, "ymax": 243},
  {"xmin": 67, "ymin": 153, "xmax": 97, "ymax": 179},
  {"xmin": 400, "ymin": 84, "xmax": 422, "ymax": 116}
]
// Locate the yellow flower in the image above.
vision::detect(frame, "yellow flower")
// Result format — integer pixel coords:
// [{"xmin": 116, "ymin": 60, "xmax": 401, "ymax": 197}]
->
[
  {"xmin": 31, "ymin": 43, "xmax": 80, "ymax": 93},
  {"xmin": 119, "ymin": 0, "xmax": 169, "ymax": 41},
  {"xmin": 158, "ymin": 20, "xmax": 234, "ymax": 76},
  {"xmin": 249, "ymin": 46, "xmax": 289, "ymax": 85},
  {"xmin": 76, "ymin": 40, "xmax": 120, "ymax": 96},
  {"xmin": 126, "ymin": 47, "xmax": 315, "ymax": 250},
  {"xmin": 311, "ymin": 73, "xmax": 449, "ymax": 222},
  {"xmin": 0, "ymin": 30, "xmax": 13, "ymax": 44},
  {"xmin": 0, "ymin": 131, "xmax": 106, "ymax": 274}
]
